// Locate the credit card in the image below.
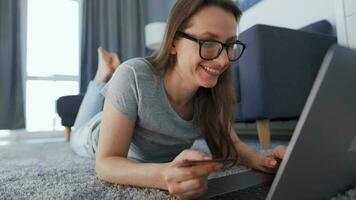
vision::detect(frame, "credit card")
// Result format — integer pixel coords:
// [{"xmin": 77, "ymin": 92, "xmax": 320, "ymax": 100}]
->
[{"xmin": 176, "ymin": 158, "xmax": 236, "ymax": 168}]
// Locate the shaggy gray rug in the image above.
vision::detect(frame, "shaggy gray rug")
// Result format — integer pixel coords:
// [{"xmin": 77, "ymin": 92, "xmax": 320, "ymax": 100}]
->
[
  {"xmin": 0, "ymin": 139, "xmax": 249, "ymax": 200},
  {"xmin": 0, "ymin": 139, "xmax": 355, "ymax": 200}
]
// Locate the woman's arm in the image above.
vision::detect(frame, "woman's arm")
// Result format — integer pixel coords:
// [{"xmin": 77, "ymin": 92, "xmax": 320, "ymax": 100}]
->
[
  {"xmin": 229, "ymin": 127, "xmax": 286, "ymax": 173},
  {"xmin": 95, "ymin": 99, "xmax": 168, "ymax": 189},
  {"xmin": 96, "ymin": 99, "xmax": 221, "ymax": 199},
  {"xmin": 229, "ymin": 128, "xmax": 263, "ymax": 169}
]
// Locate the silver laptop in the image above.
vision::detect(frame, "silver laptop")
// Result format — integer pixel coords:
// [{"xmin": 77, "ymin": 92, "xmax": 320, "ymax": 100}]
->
[{"xmin": 199, "ymin": 45, "xmax": 356, "ymax": 200}]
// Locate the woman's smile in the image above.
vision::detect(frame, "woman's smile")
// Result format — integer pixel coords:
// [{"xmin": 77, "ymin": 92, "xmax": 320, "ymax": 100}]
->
[{"xmin": 199, "ymin": 64, "xmax": 222, "ymax": 76}]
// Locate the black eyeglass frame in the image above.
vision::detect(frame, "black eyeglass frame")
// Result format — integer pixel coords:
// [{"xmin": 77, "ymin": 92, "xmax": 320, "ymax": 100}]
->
[{"xmin": 176, "ymin": 31, "xmax": 246, "ymax": 62}]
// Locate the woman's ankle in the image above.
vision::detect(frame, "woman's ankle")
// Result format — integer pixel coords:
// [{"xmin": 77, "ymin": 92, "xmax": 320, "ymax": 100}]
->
[{"xmin": 94, "ymin": 72, "xmax": 110, "ymax": 83}]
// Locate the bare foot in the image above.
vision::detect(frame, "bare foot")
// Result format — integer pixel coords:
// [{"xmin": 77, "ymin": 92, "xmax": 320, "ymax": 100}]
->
[{"xmin": 94, "ymin": 47, "xmax": 120, "ymax": 83}]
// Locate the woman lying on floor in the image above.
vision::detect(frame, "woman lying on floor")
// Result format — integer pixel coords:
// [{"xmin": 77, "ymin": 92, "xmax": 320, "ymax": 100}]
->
[{"xmin": 70, "ymin": 0, "xmax": 286, "ymax": 199}]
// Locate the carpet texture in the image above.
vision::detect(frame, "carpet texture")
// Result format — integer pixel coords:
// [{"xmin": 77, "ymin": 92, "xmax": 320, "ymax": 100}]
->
[
  {"xmin": 0, "ymin": 139, "xmax": 355, "ymax": 200},
  {"xmin": 0, "ymin": 139, "xmax": 250, "ymax": 200}
]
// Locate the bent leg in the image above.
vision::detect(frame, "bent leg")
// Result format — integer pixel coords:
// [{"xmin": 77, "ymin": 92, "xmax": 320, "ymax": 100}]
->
[
  {"xmin": 70, "ymin": 47, "xmax": 120, "ymax": 157},
  {"xmin": 70, "ymin": 81, "xmax": 105, "ymax": 158},
  {"xmin": 73, "ymin": 81, "xmax": 106, "ymax": 130},
  {"xmin": 74, "ymin": 47, "xmax": 119, "ymax": 129}
]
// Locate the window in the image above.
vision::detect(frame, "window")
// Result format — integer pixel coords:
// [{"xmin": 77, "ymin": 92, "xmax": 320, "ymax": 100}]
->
[{"xmin": 26, "ymin": 0, "xmax": 80, "ymax": 131}]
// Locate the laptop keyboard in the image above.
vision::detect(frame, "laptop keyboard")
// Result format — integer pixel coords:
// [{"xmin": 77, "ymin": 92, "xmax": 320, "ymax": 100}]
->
[{"xmin": 209, "ymin": 183, "xmax": 270, "ymax": 200}]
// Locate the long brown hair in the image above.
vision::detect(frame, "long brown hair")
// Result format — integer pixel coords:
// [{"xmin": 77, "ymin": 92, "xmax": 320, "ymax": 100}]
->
[{"xmin": 147, "ymin": 0, "xmax": 242, "ymax": 159}]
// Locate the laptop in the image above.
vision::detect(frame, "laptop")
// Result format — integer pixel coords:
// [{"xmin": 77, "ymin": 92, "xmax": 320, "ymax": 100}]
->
[{"xmin": 199, "ymin": 45, "xmax": 356, "ymax": 200}]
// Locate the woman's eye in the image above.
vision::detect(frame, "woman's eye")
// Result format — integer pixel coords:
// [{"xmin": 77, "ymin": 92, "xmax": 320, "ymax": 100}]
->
[{"xmin": 203, "ymin": 41, "xmax": 218, "ymax": 47}]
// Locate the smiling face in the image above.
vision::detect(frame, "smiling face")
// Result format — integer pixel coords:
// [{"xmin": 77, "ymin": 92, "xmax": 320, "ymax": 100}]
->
[{"xmin": 171, "ymin": 5, "xmax": 237, "ymax": 88}]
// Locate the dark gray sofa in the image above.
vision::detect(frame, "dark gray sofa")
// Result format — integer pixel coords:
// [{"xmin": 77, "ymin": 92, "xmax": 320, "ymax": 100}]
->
[{"xmin": 232, "ymin": 20, "xmax": 337, "ymax": 147}]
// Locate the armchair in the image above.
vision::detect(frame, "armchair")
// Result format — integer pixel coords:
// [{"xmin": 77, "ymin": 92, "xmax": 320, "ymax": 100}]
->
[
  {"xmin": 56, "ymin": 94, "xmax": 84, "ymax": 141},
  {"xmin": 233, "ymin": 20, "xmax": 337, "ymax": 148}
]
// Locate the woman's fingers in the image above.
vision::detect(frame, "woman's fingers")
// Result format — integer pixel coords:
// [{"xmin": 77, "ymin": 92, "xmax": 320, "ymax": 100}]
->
[
  {"xmin": 168, "ymin": 177, "xmax": 208, "ymax": 200},
  {"xmin": 263, "ymin": 155, "xmax": 277, "ymax": 168},
  {"xmin": 176, "ymin": 163, "xmax": 222, "ymax": 182},
  {"xmin": 178, "ymin": 187, "xmax": 207, "ymax": 200},
  {"xmin": 164, "ymin": 162, "xmax": 220, "ymax": 185},
  {"xmin": 164, "ymin": 149, "xmax": 222, "ymax": 199},
  {"xmin": 175, "ymin": 178, "xmax": 208, "ymax": 199},
  {"xmin": 258, "ymin": 153, "xmax": 284, "ymax": 174},
  {"xmin": 266, "ymin": 145, "xmax": 286, "ymax": 160},
  {"xmin": 258, "ymin": 146, "xmax": 286, "ymax": 173},
  {"xmin": 174, "ymin": 149, "xmax": 211, "ymax": 162}
]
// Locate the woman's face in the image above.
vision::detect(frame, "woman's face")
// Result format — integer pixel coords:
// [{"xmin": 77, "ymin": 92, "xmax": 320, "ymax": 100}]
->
[{"xmin": 172, "ymin": 5, "xmax": 237, "ymax": 88}]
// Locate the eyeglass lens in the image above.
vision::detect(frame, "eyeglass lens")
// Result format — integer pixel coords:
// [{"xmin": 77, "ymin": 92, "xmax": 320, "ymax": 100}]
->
[{"xmin": 200, "ymin": 41, "xmax": 244, "ymax": 61}]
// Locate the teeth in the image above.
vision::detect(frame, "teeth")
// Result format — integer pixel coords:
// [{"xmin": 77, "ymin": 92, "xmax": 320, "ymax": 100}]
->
[{"xmin": 201, "ymin": 65, "xmax": 220, "ymax": 75}]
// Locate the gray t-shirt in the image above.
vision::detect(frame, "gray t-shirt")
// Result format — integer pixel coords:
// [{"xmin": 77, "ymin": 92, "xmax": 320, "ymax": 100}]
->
[{"xmin": 101, "ymin": 58, "xmax": 201, "ymax": 163}]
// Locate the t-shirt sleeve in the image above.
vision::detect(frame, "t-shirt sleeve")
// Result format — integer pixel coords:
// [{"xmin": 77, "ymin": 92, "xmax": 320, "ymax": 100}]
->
[{"xmin": 101, "ymin": 65, "xmax": 138, "ymax": 122}]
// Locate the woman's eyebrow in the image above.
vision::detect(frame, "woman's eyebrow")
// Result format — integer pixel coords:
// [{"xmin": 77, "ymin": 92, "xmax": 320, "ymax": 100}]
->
[
  {"xmin": 227, "ymin": 36, "xmax": 238, "ymax": 42},
  {"xmin": 199, "ymin": 32, "xmax": 220, "ymax": 39},
  {"xmin": 199, "ymin": 32, "xmax": 238, "ymax": 42}
]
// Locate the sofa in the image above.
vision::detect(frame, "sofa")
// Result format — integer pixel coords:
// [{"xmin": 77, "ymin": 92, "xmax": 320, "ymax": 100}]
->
[
  {"xmin": 232, "ymin": 20, "xmax": 337, "ymax": 148},
  {"xmin": 56, "ymin": 20, "xmax": 337, "ymax": 147}
]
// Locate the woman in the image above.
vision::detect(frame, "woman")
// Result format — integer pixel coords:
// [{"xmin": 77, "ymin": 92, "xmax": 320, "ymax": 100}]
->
[{"xmin": 71, "ymin": 0, "xmax": 286, "ymax": 199}]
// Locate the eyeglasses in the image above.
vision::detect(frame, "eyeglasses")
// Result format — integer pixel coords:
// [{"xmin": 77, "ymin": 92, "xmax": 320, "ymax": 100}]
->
[{"xmin": 176, "ymin": 31, "xmax": 246, "ymax": 62}]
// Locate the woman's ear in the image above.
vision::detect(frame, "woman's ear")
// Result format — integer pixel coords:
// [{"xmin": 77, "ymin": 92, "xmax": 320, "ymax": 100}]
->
[{"xmin": 170, "ymin": 41, "xmax": 177, "ymax": 55}]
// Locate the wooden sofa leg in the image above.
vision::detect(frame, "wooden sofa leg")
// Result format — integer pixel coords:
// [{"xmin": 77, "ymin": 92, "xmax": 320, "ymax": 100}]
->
[
  {"xmin": 64, "ymin": 127, "xmax": 71, "ymax": 142},
  {"xmin": 256, "ymin": 120, "xmax": 271, "ymax": 149}
]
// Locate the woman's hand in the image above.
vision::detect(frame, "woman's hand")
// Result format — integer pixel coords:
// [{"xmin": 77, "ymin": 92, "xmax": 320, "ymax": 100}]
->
[
  {"xmin": 161, "ymin": 150, "xmax": 223, "ymax": 200},
  {"xmin": 255, "ymin": 145, "xmax": 286, "ymax": 173}
]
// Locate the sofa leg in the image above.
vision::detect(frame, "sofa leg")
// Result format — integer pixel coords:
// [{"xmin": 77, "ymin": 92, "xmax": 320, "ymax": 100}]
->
[
  {"xmin": 64, "ymin": 127, "xmax": 71, "ymax": 142},
  {"xmin": 256, "ymin": 120, "xmax": 271, "ymax": 149}
]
